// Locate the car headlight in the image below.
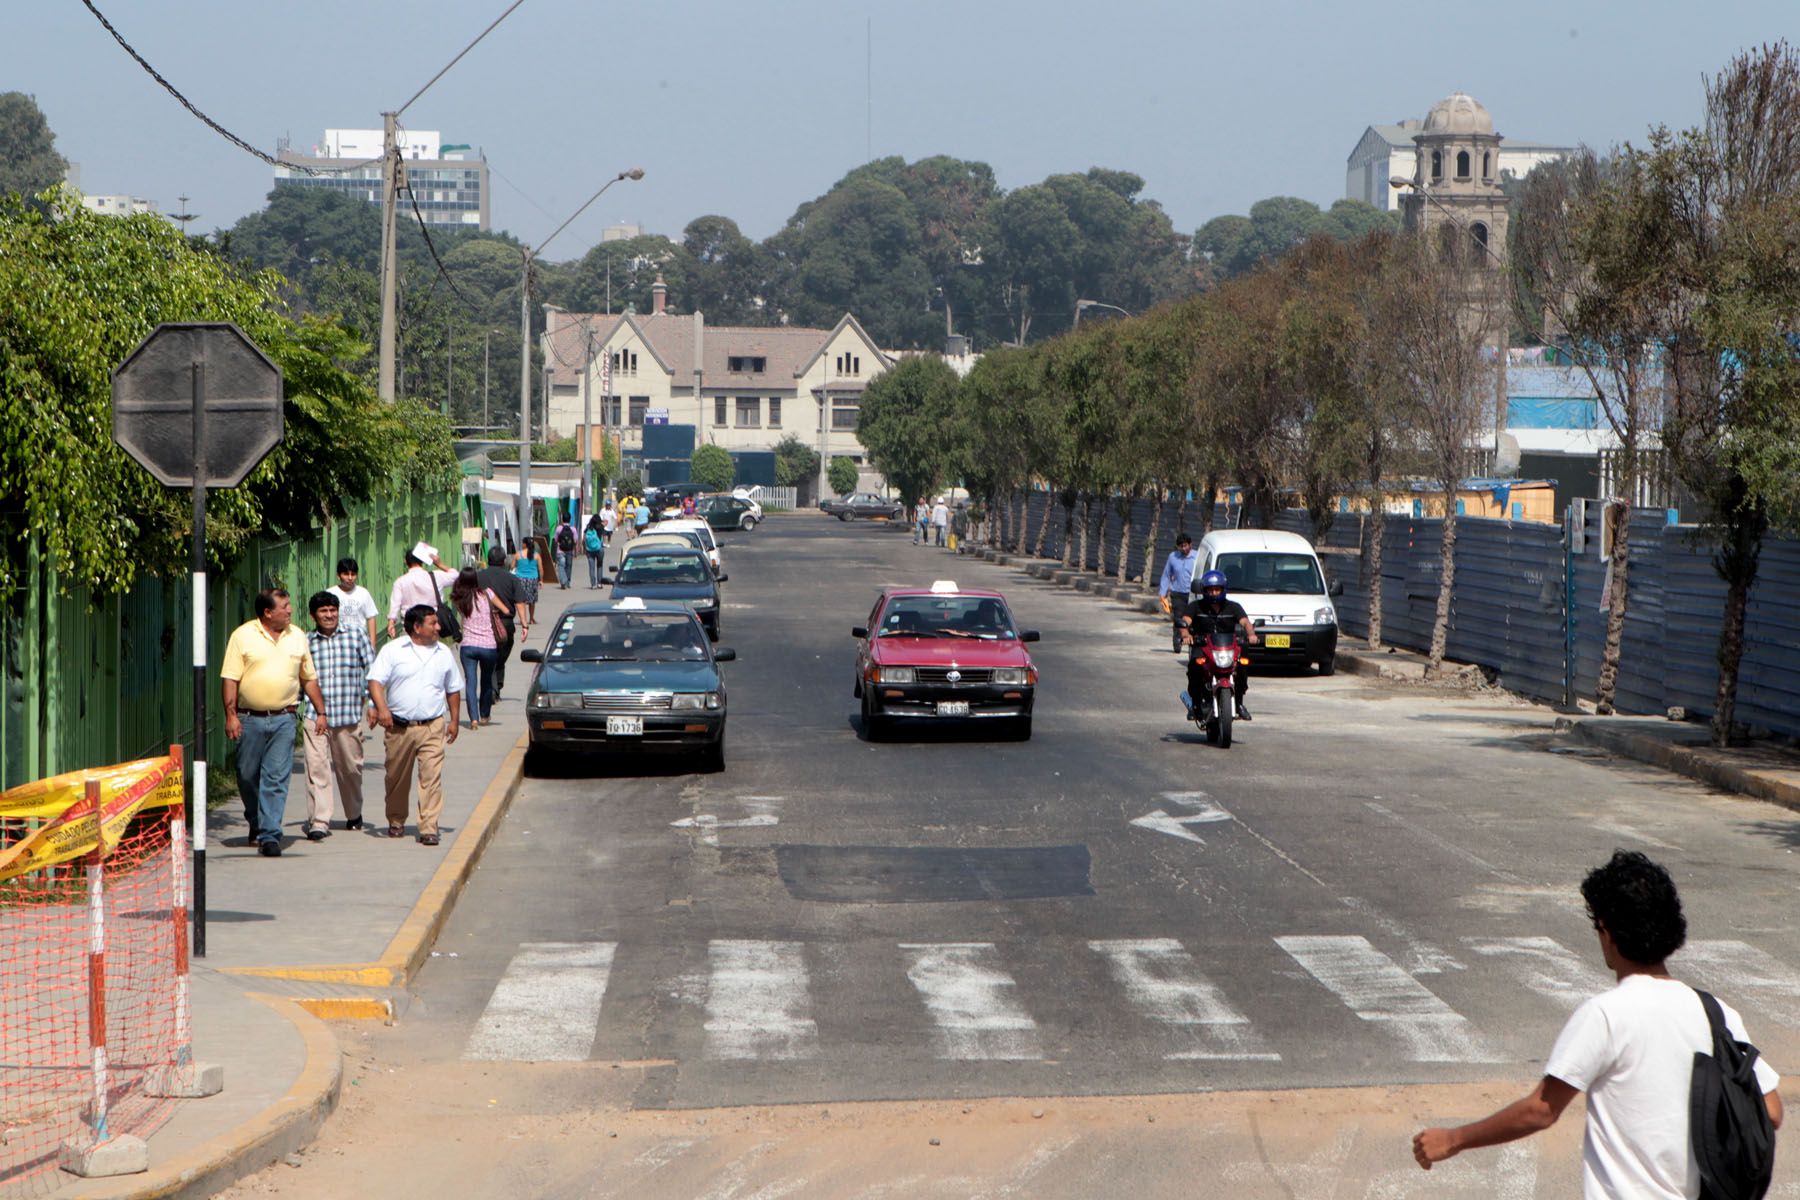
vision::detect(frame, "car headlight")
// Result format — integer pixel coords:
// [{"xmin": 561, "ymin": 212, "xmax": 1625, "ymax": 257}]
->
[
  {"xmin": 671, "ymin": 692, "xmax": 720, "ymax": 710},
  {"xmin": 534, "ymin": 693, "xmax": 582, "ymax": 709},
  {"xmin": 990, "ymin": 668, "xmax": 1028, "ymax": 685},
  {"xmin": 1314, "ymin": 606, "xmax": 1337, "ymax": 626},
  {"xmin": 880, "ymin": 666, "xmax": 915, "ymax": 684},
  {"xmin": 691, "ymin": 597, "xmax": 715, "ymax": 608}
]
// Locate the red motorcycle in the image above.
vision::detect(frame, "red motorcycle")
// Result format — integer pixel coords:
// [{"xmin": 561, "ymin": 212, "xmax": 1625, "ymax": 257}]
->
[{"xmin": 1180, "ymin": 629, "xmax": 1246, "ymax": 748}]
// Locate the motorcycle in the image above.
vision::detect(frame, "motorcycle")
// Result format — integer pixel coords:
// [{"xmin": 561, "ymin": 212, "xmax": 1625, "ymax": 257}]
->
[{"xmin": 1178, "ymin": 628, "xmax": 1245, "ymax": 748}]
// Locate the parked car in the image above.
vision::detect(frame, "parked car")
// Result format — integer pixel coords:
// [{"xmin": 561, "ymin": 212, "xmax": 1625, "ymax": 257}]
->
[
  {"xmin": 607, "ymin": 545, "xmax": 726, "ymax": 638},
  {"xmin": 520, "ymin": 599, "xmax": 732, "ymax": 772},
  {"xmin": 851, "ymin": 580, "xmax": 1039, "ymax": 739},
  {"xmin": 695, "ymin": 493, "xmax": 761, "ymax": 532},
  {"xmin": 1196, "ymin": 529, "xmax": 1342, "ymax": 674},
  {"xmin": 630, "ymin": 530, "xmax": 718, "ymax": 576},
  {"xmin": 644, "ymin": 517, "xmax": 722, "ymax": 575},
  {"xmin": 822, "ymin": 492, "xmax": 905, "ymax": 521}
]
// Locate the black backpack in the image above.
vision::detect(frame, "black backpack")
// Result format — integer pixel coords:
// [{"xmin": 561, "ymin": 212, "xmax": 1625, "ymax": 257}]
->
[
  {"xmin": 556, "ymin": 524, "xmax": 575, "ymax": 552},
  {"xmin": 1691, "ymin": 989, "xmax": 1776, "ymax": 1200}
]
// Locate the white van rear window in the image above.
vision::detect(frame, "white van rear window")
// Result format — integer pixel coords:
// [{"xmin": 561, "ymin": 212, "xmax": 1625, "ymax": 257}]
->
[{"xmin": 1214, "ymin": 552, "xmax": 1324, "ymax": 595}]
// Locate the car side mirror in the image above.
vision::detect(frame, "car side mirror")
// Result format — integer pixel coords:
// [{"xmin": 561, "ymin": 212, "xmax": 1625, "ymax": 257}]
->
[
  {"xmin": 520, "ymin": 648, "xmax": 543, "ymax": 663},
  {"xmin": 716, "ymin": 573, "xmax": 728, "ymax": 583},
  {"xmin": 713, "ymin": 647, "xmax": 737, "ymax": 662},
  {"xmin": 1021, "ymin": 630, "xmax": 1041, "ymax": 643},
  {"xmin": 1329, "ymin": 579, "xmax": 1345, "ymax": 597},
  {"xmin": 851, "ymin": 626, "xmax": 868, "ymax": 639}
]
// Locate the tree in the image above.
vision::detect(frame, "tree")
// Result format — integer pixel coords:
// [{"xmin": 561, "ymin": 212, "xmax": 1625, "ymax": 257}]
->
[
  {"xmin": 855, "ymin": 355, "xmax": 961, "ymax": 501},
  {"xmin": 690, "ymin": 443, "xmax": 735, "ymax": 491},
  {"xmin": 765, "ymin": 173, "xmax": 936, "ymax": 347},
  {"xmin": 772, "ymin": 433, "xmax": 820, "ymax": 488},
  {"xmin": 682, "ymin": 215, "xmax": 769, "ymax": 324},
  {"xmin": 1195, "ymin": 195, "xmax": 1398, "ymax": 281},
  {"xmin": 0, "ymin": 92, "xmax": 68, "ymax": 200},
  {"xmin": 828, "ymin": 456, "xmax": 859, "ymax": 497}
]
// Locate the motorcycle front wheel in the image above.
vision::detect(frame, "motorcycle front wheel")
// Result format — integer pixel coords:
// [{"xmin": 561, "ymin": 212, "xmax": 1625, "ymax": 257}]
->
[{"xmin": 1215, "ymin": 682, "xmax": 1233, "ymax": 748}]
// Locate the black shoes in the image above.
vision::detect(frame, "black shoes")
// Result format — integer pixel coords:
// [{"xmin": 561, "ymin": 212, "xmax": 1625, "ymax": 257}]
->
[
  {"xmin": 1236, "ymin": 701, "xmax": 1252, "ymax": 721},
  {"xmin": 259, "ymin": 840, "xmax": 282, "ymax": 857},
  {"xmin": 305, "ymin": 825, "xmax": 330, "ymax": 842},
  {"xmin": 344, "ymin": 818, "xmax": 365, "ymax": 831}
]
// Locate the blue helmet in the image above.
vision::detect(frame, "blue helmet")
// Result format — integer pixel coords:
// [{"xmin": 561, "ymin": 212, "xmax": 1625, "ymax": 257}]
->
[{"xmin": 1197, "ymin": 570, "xmax": 1228, "ymax": 597}]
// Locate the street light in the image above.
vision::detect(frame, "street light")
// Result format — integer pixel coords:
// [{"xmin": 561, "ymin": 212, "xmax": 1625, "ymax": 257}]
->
[
  {"xmin": 517, "ymin": 167, "xmax": 644, "ymax": 552},
  {"xmin": 1073, "ymin": 298, "xmax": 1132, "ymax": 327}
]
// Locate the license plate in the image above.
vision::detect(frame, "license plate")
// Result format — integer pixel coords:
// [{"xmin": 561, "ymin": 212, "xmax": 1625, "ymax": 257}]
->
[
  {"xmin": 936, "ymin": 701, "xmax": 971, "ymax": 717},
  {"xmin": 607, "ymin": 716, "xmax": 644, "ymax": 736},
  {"xmin": 1264, "ymin": 634, "xmax": 1291, "ymax": 649}
]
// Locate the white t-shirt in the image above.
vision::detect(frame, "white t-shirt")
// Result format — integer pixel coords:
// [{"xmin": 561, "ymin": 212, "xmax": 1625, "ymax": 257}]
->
[
  {"xmin": 328, "ymin": 584, "xmax": 377, "ymax": 628},
  {"xmin": 1544, "ymin": 973, "xmax": 1779, "ymax": 1199},
  {"xmin": 600, "ymin": 508, "xmax": 618, "ymax": 533},
  {"xmin": 366, "ymin": 637, "xmax": 462, "ymax": 721}
]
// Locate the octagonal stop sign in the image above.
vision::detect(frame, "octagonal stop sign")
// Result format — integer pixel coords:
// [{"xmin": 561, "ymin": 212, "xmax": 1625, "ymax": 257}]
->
[{"xmin": 113, "ymin": 322, "xmax": 283, "ymax": 488}]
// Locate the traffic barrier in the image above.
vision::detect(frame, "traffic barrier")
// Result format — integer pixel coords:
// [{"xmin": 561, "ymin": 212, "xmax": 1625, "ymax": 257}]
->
[{"xmin": 0, "ymin": 747, "xmax": 212, "ymax": 1193}]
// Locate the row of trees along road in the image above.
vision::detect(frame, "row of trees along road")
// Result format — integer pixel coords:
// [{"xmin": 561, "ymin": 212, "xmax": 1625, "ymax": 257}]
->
[{"xmin": 858, "ymin": 43, "xmax": 1800, "ymax": 748}]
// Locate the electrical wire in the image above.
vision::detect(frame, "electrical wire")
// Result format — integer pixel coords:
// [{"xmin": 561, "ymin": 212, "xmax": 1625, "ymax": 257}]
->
[
  {"xmin": 79, "ymin": 0, "xmax": 378, "ymax": 175},
  {"xmin": 404, "ymin": 184, "xmax": 481, "ymax": 316}
]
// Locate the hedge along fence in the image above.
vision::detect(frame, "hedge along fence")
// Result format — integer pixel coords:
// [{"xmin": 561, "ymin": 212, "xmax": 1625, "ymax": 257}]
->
[
  {"xmin": 0, "ymin": 487, "xmax": 462, "ymax": 790},
  {"xmin": 999, "ymin": 486, "xmax": 1800, "ymax": 739}
]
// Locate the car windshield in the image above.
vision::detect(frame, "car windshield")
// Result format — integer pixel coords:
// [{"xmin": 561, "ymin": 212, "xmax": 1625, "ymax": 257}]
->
[
  {"xmin": 615, "ymin": 553, "xmax": 712, "ymax": 586},
  {"xmin": 1213, "ymin": 552, "xmax": 1325, "ymax": 595},
  {"xmin": 877, "ymin": 595, "xmax": 1016, "ymax": 639},
  {"xmin": 546, "ymin": 612, "xmax": 709, "ymax": 662}
]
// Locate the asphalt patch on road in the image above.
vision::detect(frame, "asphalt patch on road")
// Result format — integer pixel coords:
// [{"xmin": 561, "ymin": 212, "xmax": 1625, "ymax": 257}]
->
[{"xmin": 775, "ymin": 843, "xmax": 1093, "ymax": 903}]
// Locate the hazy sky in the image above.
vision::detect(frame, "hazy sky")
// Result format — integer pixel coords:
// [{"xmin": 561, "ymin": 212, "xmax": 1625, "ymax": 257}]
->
[{"xmin": 8, "ymin": 1, "xmax": 1792, "ymax": 261}]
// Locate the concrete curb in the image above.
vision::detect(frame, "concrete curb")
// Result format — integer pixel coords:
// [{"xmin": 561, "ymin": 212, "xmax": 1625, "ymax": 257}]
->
[
  {"xmin": 986, "ymin": 551, "xmax": 1164, "ymax": 615},
  {"xmin": 60, "ymin": 994, "xmax": 342, "ymax": 1200},
  {"xmin": 225, "ymin": 732, "xmax": 528, "ymax": 992},
  {"xmin": 1572, "ymin": 721, "xmax": 1800, "ymax": 814}
]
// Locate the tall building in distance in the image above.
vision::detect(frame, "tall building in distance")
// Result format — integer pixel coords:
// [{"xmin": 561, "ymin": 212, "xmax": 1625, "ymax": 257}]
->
[
  {"xmin": 1345, "ymin": 97, "xmax": 1569, "ymax": 213},
  {"xmin": 273, "ymin": 129, "xmax": 489, "ymax": 231}
]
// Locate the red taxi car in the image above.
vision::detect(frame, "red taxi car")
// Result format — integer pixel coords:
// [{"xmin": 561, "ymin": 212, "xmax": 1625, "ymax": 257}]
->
[{"xmin": 852, "ymin": 581, "xmax": 1040, "ymax": 739}]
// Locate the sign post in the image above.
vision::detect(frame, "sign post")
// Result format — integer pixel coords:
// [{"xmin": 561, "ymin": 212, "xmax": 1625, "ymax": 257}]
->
[{"xmin": 113, "ymin": 323, "xmax": 283, "ymax": 958}]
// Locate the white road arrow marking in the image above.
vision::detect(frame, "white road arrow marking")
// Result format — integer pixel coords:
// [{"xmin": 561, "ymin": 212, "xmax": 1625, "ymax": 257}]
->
[
  {"xmin": 1130, "ymin": 797, "xmax": 1232, "ymax": 844},
  {"xmin": 670, "ymin": 813, "xmax": 779, "ymax": 847}
]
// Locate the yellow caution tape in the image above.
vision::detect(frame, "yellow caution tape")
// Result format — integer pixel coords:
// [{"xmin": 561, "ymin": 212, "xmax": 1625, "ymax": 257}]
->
[{"xmin": 0, "ymin": 755, "xmax": 183, "ymax": 882}]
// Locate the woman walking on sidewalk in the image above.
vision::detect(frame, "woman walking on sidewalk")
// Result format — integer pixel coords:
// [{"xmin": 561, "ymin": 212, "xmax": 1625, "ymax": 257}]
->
[
  {"xmin": 512, "ymin": 541, "xmax": 540, "ymax": 634},
  {"xmin": 452, "ymin": 568, "xmax": 510, "ymax": 728}
]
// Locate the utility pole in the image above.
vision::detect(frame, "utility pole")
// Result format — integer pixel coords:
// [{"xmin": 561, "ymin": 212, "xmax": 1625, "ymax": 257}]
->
[
  {"xmin": 482, "ymin": 330, "xmax": 490, "ymax": 431},
  {"xmin": 377, "ymin": 112, "xmax": 400, "ymax": 401}
]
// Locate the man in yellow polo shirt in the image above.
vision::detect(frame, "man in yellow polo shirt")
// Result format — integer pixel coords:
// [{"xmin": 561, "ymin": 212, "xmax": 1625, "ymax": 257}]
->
[{"xmin": 221, "ymin": 588, "xmax": 328, "ymax": 857}]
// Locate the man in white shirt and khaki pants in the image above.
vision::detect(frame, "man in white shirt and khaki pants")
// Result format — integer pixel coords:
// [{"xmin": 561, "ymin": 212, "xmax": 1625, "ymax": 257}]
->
[{"xmin": 367, "ymin": 603, "xmax": 462, "ymax": 846}]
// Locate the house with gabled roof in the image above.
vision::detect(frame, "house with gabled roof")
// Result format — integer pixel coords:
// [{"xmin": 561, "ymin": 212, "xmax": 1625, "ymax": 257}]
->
[{"xmin": 542, "ymin": 276, "xmax": 892, "ymax": 475}]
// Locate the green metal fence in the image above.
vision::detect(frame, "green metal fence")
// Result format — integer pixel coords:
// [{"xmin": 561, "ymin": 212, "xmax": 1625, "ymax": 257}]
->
[{"xmin": 1, "ymin": 488, "xmax": 463, "ymax": 789}]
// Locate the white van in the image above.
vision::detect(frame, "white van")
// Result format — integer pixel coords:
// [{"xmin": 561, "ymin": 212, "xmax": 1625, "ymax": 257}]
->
[{"xmin": 1196, "ymin": 529, "xmax": 1342, "ymax": 675}]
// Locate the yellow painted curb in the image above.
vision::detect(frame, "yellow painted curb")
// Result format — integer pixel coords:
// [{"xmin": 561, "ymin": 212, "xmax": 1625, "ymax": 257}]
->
[
  {"xmin": 224, "ymin": 732, "xmax": 528, "ymax": 999},
  {"xmin": 59, "ymin": 993, "xmax": 341, "ymax": 1200},
  {"xmin": 293, "ymin": 996, "xmax": 393, "ymax": 1022}
]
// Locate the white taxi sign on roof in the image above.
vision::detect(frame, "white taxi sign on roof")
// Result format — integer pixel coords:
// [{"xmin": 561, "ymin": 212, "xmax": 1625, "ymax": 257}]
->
[
  {"xmin": 614, "ymin": 597, "xmax": 647, "ymax": 610},
  {"xmin": 930, "ymin": 580, "xmax": 959, "ymax": 594}
]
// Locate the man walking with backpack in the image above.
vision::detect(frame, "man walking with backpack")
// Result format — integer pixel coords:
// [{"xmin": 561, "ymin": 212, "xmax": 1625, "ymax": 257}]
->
[
  {"xmin": 1413, "ymin": 850, "xmax": 1781, "ymax": 1196},
  {"xmin": 553, "ymin": 515, "xmax": 577, "ymax": 590}
]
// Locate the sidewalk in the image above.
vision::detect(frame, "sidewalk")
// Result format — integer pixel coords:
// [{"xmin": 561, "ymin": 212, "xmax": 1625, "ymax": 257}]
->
[{"xmin": 41, "ymin": 579, "xmax": 593, "ymax": 1200}]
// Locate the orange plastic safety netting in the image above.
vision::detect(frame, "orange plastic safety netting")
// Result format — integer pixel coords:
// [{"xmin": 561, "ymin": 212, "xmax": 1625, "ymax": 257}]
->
[{"xmin": 1, "ymin": 757, "xmax": 186, "ymax": 1196}]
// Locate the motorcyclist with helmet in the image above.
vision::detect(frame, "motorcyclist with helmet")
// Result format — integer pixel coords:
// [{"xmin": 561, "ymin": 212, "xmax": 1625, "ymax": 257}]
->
[{"xmin": 1181, "ymin": 569, "xmax": 1259, "ymax": 721}]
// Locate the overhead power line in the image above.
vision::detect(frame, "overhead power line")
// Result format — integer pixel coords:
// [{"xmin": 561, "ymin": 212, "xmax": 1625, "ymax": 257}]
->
[{"xmin": 404, "ymin": 185, "xmax": 480, "ymax": 315}]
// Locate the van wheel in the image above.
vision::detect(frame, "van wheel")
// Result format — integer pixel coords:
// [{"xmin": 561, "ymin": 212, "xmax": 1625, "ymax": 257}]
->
[{"xmin": 1318, "ymin": 655, "xmax": 1337, "ymax": 676}]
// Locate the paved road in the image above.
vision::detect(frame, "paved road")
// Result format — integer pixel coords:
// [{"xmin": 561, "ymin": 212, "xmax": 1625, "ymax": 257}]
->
[{"xmin": 289, "ymin": 515, "xmax": 1800, "ymax": 1196}]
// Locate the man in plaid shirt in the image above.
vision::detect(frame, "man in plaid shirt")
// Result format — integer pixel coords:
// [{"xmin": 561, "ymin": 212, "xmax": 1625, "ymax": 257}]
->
[{"xmin": 302, "ymin": 591, "xmax": 374, "ymax": 839}]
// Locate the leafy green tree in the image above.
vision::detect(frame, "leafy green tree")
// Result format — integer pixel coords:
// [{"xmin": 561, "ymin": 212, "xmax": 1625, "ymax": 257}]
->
[
  {"xmin": 690, "ymin": 443, "xmax": 735, "ymax": 491},
  {"xmin": 683, "ymin": 215, "xmax": 769, "ymax": 324},
  {"xmin": 0, "ymin": 93, "xmax": 68, "ymax": 200},
  {"xmin": 772, "ymin": 433, "xmax": 820, "ymax": 488},
  {"xmin": 855, "ymin": 355, "xmax": 960, "ymax": 500},
  {"xmin": 1196, "ymin": 195, "xmax": 1397, "ymax": 280},
  {"xmin": 766, "ymin": 173, "xmax": 936, "ymax": 347},
  {"xmin": 827, "ymin": 456, "xmax": 859, "ymax": 497}
]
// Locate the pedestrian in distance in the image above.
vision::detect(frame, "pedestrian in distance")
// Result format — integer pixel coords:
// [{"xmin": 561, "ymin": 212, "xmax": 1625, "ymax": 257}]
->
[
  {"xmin": 931, "ymin": 497, "xmax": 950, "ymax": 547},
  {"xmin": 600, "ymin": 500, "xmax": 619, "ymax": 551},
  {"xmin": 1413, "ymin": 849, "xmax": 1782, "ymax": 1196},
  {"xmin": 619, "ymin": 494, "xmax": 637, "ymax": 542},
  {"xmin": 913, "ymin": 497, "xmax": 929, "ymax": 545},
  {"xmin": 512, "ymin": 540, "xmax": 540, "ymax": 634},
  {"xmin": 477, "ymin": 547, "xmax": 526, "ymax": 699},
  {"xmin": 328, "ymin": 557, "xmax": 378, "ymax": 645},
  {"xmin": 385, "ymin": 545, "xmax": 456, "ymax": 643},
  {"xmin": 301, "ymin": 592, "xmax": 373, "ymax": 837},
  {"xmin": 450, "ymin": 567, "xmax": 511, "ymax": 729},
  {"xmin": 950, "ymin": 502, "xmax": 970, "ymax": 552},
  {"xmin": 1158, "ymin": 533, "xmax": 1200, "ymax": 653},
  {"xmin": 553, "ymin": 516, "xmax": 578, "ymax": 589},
  {"xmin": 583, "ymin": 510, "xmax": 607, "ymax": 588},
  {"xmin": 633, "ymin": 498, "xmax": 651, "ymax": 537},
  {"xmin": 220, "ymin": 588, "xmax": 328, "ymax": 857},
  {"xmin": 366, "ymin": 604, "xmax": 462, "ymax": 845},
  {"xmin": 681, "ymin": 493, "xmax": 697, "ymax": 517}
]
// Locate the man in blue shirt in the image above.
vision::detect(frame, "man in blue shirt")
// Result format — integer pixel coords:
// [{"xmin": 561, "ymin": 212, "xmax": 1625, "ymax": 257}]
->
[{"xmin": 1157, "ymin": 533, "xmax": 1200, "ymax": 653}]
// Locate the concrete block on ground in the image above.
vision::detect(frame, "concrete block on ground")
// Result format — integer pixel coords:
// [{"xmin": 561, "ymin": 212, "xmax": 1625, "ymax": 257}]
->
[
  {"xmin": 145, "ymin": 1059, "xmax": 225, "ymax": 1097},
  {"xmin": 60, "ymin": 1133, "xmax": 149, "ymax": 1177}
]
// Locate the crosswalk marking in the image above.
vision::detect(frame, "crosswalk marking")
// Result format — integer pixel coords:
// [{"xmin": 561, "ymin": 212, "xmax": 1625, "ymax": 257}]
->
[
  {"xmin": 1677, "ymin": 939, "xmax": 1800, "ymax": 1029},
  {"xmin": 1463, "ymin": 936, "xmax": 1612, "ymax": 1011},
  {"xmin": 1089, "ymin": 938, "xmax": 1280, "ymax": 1060},
  {"xmin": 704, "ymin": 940, "xmax": 818, "ymax": 1059},
  {"xmin": 1276, "ymin": 935, "xmax": 1502, "ymax": 1063},
  {"xmin": 900, "ymin": 942, "xmax": 1041, "ymax": 1060},
  {"xmin": 464, "ymin": 941, "xmax": 615, "ymax": 1062}
]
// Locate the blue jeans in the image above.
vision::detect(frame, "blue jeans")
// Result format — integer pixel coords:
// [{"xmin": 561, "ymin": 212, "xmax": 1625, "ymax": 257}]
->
[
  {"xmin": 555, "ymin": 550, "xmax": 573, "ymax": 587},
  {"xmin": 236, "ymin": 711, "xmax": 295, "ymax": 845},
  {"xmin": 461, "ymin": 644, "xmax": 498, "ymax": 723},
  {"xmin": 587, "ymin": 549, "xmax": 603, "ymax": 586}
]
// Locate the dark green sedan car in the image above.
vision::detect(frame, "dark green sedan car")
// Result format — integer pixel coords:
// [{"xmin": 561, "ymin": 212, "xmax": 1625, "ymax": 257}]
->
[{"xmin": 519, "ymin": 599, "xmax": 734, "ymax": 773}]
